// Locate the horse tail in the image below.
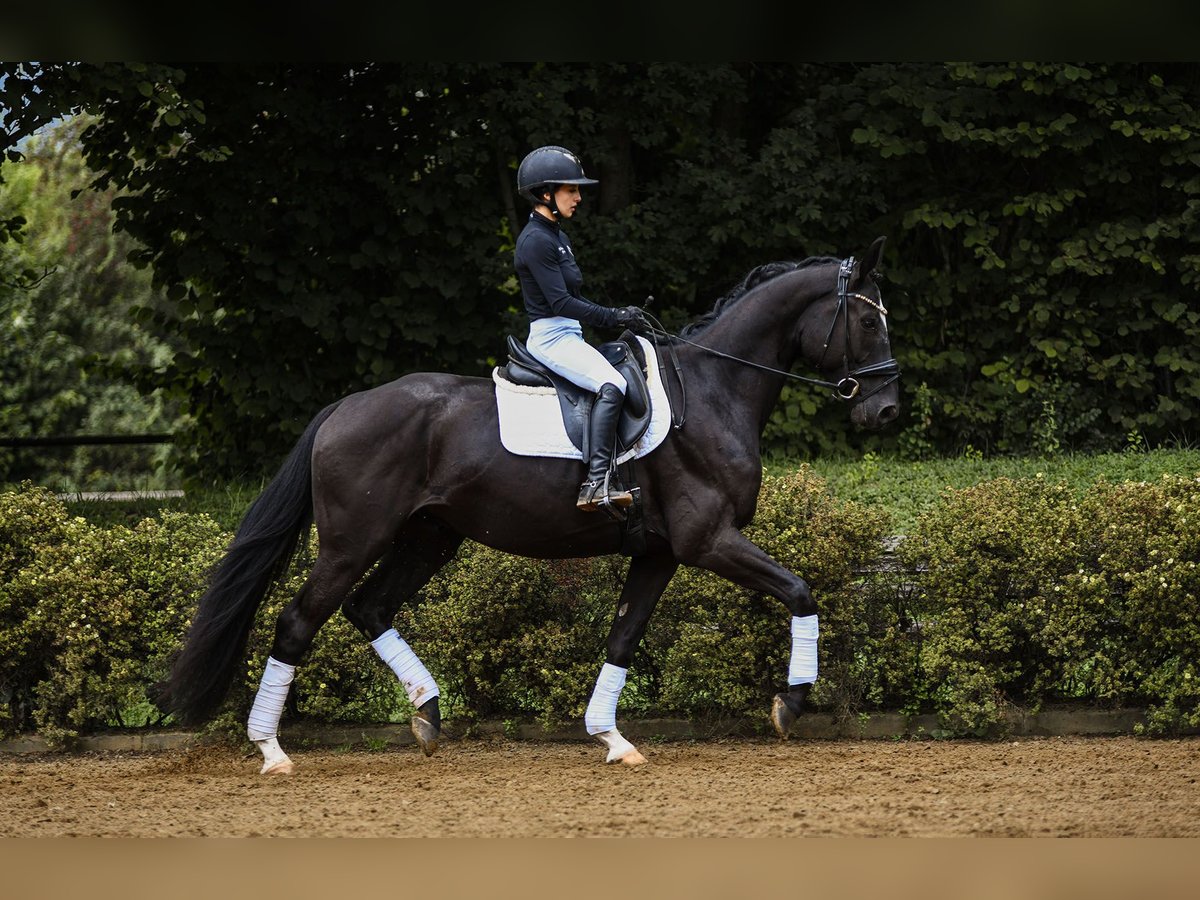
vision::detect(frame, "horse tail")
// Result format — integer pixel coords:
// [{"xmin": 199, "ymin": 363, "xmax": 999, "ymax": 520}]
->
[{"xmin": 155, "ymin": 401, "xmax": 342, "ymax": 725}]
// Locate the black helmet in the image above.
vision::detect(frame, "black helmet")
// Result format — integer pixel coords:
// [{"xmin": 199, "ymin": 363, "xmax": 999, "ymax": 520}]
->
[{"xmin": 516, "ymin": 145, "xmax": 599, "ymax": 205}]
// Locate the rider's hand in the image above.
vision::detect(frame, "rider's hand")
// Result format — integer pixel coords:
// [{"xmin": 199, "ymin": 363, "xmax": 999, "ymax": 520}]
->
[{"xmin": 614, "ymin": 306, "xmax": 649, "ymax": 332}]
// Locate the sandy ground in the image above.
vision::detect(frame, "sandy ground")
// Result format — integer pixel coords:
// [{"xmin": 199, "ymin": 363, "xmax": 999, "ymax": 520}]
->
[{"xmin": 1, "ymin": 734, "xmax": 1198, "ymax": 838}]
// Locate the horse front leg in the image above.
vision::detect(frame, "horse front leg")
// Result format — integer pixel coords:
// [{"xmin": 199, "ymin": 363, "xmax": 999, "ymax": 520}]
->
[
  {"xmin": 680, "ymin": 526, "xmax": 818, "ymax": 739},
  {"xmin": 585, "ymin": 549, "xmax": 678, "ymax": 766}
]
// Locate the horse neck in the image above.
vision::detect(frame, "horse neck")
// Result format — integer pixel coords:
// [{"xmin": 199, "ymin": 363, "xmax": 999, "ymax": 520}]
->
[{"xmin": 685, "ymin": 266, "xmax": 831, "ymax": 430}]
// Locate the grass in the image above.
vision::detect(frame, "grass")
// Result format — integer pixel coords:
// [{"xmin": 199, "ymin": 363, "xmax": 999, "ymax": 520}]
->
[
  {"xmin": 54, "ymin": 448, "xmax": 1200, "ymax": 538},
  {"xmin": 778, "ymin": 447, "xmax": 1200, "ymax": 535}
]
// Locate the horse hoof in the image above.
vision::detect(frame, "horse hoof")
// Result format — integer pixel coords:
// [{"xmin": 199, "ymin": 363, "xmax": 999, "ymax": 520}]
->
[
  {"xmin": 771, "ymin": 694, "xmax": 797, "ymax": 739},
  {"xmin": 261, "ymin": 758, "xmax": 295, "ymax": 776},
  {"xmin": 411, "ymin": 716, "xmax": 440, "ymax": 757},
  {"xmin": 595, "ymin": 729, "xmax": 645, "ymax": 765},
  {"xmin": 617, "ymin": 748, "xmax": 647, "ymax": 767}
]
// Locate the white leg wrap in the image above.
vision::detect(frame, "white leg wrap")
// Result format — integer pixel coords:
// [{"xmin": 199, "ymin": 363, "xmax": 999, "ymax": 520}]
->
[
  {"xmin": 788, "ymin": 614, "xmax": 819, "ymax": 686},
  {"xmin": 246, "ymin": 656, "xmax": 295, "ymax": 741},
  {"xmin": 594, "ymin": 728, "xmax": 638, "ymax": 763},
  {"xmin": 584, "ymin": 662, "xmax": 627, "ymax": 735},
  {"xmin": 371, "ymin": 628, "xmax": 440, "ymax": 708}
]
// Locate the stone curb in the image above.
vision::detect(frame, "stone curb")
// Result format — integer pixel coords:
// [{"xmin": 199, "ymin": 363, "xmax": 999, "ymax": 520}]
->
[{"xmin": 0, "ymin": 708, "xmax": 1163, "ymax": 755}]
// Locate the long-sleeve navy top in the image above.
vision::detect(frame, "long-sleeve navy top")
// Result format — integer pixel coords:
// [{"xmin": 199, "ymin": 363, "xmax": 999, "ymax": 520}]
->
[{"xmin": 514, "ymin": 213, "xmax": 619, "ymax": 329}]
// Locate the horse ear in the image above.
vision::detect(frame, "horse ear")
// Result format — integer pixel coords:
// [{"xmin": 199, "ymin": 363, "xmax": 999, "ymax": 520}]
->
[{"xmin": 855, "ymin": 236, "xmax": 887, "ymax": 284}]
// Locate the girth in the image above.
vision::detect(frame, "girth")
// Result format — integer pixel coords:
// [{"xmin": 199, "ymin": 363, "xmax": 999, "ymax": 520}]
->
[{"xmin": 499, "ymin": 333, "xmax": 653, "ymax": 456}]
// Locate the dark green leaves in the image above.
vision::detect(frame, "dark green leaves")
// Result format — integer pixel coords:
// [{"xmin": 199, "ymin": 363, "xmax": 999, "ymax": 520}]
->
[{"xmin": 6, "ymin": 63, "xmax": 1199, "ymax": 478}]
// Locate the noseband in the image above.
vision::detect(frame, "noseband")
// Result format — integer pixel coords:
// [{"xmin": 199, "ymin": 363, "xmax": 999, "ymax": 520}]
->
[{"xmin": 642, "ymin": 255, "xmax": 902, "ymax": 429}]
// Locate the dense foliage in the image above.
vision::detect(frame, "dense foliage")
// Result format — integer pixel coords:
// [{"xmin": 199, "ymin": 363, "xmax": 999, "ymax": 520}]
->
[{"xmin": 3, "ymin": 63, "xmax": 1198, "ymax": 481}]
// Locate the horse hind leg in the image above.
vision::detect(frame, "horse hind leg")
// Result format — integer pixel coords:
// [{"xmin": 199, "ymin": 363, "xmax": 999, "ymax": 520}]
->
[
  {"xmin": 341, "ymin": 514, "xmax": 463, "ymax": 757},
  {"xmin": 343, "ymin": 558, "xmax": 446, "ymax": 757},
  {"xmin": 248, "ymin": 538, "xmax": 389, "ymax": 775}
]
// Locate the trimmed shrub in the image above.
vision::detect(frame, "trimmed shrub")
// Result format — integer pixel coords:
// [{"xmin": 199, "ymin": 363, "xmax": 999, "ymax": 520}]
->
[
  {"xmin": 31, "ymin": 511, "xmax": 228, "ymax": 745},
  {"xmin": 0, "ymin": 483, "xmax": 228, "ymax": 745},
  {"xmin": 4, "ymin": 469, "xmax": 1198, "ymax": 744},
  {"xmin": 901, "ymin": 476, "xmax": 1087, "ymax": 736},
  {"xmin": 0, "ymin": 485, "xmax": 77, "ymax": 735},
  {"xmin": 1068, "ymin": 476, "xmax": 1200, "ymax": 735},
  {"xmin": 902, "ymin": 473, "xmax": 1200, "ymax": 737}
]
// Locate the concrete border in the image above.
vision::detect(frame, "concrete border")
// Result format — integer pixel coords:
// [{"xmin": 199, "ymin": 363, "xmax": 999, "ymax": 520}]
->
[{"xmin": 0, "ymin": 707, "xmax": 1162, "ymax": 755}]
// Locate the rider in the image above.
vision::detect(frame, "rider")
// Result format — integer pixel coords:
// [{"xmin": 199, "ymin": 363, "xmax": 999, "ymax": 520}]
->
[{"xmin": 514, "ymin": 145, "xmax": 648, "ymax": 512}]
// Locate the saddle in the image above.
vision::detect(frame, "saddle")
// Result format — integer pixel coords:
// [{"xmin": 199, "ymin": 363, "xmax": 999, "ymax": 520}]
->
[{"xmin": 498, "ymin": 332, "xmax": 653, "ymax": 458}]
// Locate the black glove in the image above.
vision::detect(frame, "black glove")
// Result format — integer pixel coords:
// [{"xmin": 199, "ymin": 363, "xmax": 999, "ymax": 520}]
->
[{"xmin": 613, "ymin": 306, "xmax": 649, "ymax": 332}]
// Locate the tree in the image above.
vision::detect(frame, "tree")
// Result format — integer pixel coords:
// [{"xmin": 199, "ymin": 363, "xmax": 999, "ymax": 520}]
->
[
  {"xmin": 0, "ymin": 115, "xmax": 180, "ymax": 489},
  {"xmin": 3, "ymin": 63, "xmax": 805, "ymax": 479},
  {"xmin": 3, "ymin": 62, "xmax": 1198, "ymax": 480}
]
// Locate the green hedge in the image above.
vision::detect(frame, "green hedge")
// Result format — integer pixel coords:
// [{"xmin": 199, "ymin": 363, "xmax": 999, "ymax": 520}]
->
[
  {"xmin": 900, "ymin": 473, "xmax": 1200, "ymax": 736},
  {"xmin": 0, "ymin": 486, "xmax": 228, "ymax": 745},
  {"xmin": 2, "ymin": 467, "xmax": 1198, "ymax": 745}
]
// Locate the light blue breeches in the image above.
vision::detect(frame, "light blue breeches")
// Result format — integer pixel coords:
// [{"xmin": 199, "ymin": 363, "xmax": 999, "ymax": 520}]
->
[{"xmin": 525, "ymin": 316, "xmax": 627, "ymax": 395}]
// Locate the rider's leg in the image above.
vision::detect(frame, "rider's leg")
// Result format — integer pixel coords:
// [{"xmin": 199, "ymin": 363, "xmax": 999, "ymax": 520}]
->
[
  {"xmin": 577, "ymin": 383, "xmax": 632, "ymax": 511},
  {"xmin": 526, "ymin": 317, "xmax": 631, "ymax": 510}
]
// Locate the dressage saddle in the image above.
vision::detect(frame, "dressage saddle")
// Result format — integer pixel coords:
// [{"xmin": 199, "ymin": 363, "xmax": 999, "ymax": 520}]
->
[{"xmin": 498, "ymin": 332, "xmax": 653, "ymax": 458}]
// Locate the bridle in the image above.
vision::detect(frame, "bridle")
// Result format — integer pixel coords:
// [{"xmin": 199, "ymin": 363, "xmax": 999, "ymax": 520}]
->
[
  {"xmin": 641, "ymin": 255, "xmax": 902, "ymax": 430},
  {"xmin": 819, "ymin": 256, "xmax": 903, "ymax": 401}
]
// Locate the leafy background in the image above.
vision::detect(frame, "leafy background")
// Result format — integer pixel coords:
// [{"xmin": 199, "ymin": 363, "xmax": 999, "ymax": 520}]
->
[{"xmin": 2, "ymin": 63, "xmax": 1199, "ymax": 485}]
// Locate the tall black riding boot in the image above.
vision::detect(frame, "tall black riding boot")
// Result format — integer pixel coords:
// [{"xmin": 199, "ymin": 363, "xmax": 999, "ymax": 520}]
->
[{"xmin": 576, "ymin": 383, "xmax": 634, "ymax": 512}]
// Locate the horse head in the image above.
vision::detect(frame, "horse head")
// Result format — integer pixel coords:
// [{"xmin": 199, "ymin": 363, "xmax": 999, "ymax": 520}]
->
[{"xmin": 798, "ymin": 236, "xmax": 901, "ymax": 430}]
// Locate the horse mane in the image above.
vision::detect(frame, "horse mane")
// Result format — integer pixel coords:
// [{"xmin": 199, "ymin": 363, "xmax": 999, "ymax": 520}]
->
[{"xmin": 679, "ymin": 256, "xmax": 841, "ymax": 337}]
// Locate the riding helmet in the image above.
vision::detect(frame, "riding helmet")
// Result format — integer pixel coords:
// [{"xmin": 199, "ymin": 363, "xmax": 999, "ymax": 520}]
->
[{"xmin": 516, "ymin": 145, "xmax": 599, "ymax": 205}]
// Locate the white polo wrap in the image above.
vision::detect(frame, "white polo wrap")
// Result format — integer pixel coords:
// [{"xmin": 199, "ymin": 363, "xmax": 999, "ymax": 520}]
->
[
  {"xmin": 584, "ymin": 662, "xmax": 628, "ymax": 735},
  {"xmin": 788, "ymin": 614, "xmax": 819, "ymax": 686},
  {"xmin": 371, "ymin": 628, "xmax": 440, "ymax": 708},
  {"xmin": 246, "ymin": 656, "xmax": 295, "ymax": 741}
]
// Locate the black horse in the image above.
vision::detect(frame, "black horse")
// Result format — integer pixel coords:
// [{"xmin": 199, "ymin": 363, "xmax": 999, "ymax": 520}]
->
[{"xmin": 157, "ymin": 237, "xmax": 900, "ymax": 772}]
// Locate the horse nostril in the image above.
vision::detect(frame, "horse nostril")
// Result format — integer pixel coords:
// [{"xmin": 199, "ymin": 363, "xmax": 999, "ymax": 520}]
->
[{"xmin": 879, "ymin": 404, "xmax": 898, "ymax": 424}]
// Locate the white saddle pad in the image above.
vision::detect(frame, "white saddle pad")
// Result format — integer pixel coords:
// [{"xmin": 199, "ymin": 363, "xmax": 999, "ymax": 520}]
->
[{"xmin": 494, "ymin": 336, "xmax": 672, "ymax": 463}]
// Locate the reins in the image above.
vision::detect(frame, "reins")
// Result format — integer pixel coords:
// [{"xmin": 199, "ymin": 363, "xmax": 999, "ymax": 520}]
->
[{"xmin": 639, "ymin": 255, "xmax": 902, "ymax": 431}]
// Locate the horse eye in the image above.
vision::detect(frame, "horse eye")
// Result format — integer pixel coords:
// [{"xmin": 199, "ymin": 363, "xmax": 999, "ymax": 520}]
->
[{"xmin": 862, "ymin": 315, "xmax": 879, "ymax": 331}]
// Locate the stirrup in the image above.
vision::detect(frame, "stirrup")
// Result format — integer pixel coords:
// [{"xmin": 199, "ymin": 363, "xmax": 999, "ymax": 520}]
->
[
  {"xmin": 601, "ymin": 486, "xmax": 634, "ymax": 509},
  {"xmin": 603, "ymin": 467, "xmax": 634, "ymax": 509},
  {"xmin": 576, "ymin": 475, "xmax": 634, "ymax": 513}
]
